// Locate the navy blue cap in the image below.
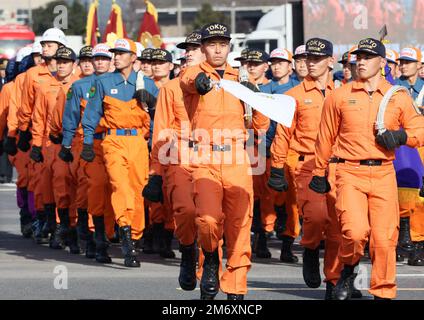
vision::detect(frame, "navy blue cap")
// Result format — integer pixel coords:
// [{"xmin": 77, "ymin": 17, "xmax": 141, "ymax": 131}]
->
[
  {"xmin": 79, "ymin": 45, "xmax": 93, "ymax": 59},
  {"xmin": 352, "ymin": 38, "xmax": 386, "ymax": 58},
  {"xmin": 140, "ymin": 48, "xmax": 154, "ymax": 61},
  {"xmin": 177, "ymin": 30, "xmax": 202, "ymax": 49},
  {"xmin": 305, "ymin": 38, "xmax": 333, "ymax": 56},
  {"xmin": 55, "ymin": 47, "xmax": 77, "ymax": 61},
  {"xmin": 201, "ymin": 23, "xmax": 232, "ymax": 42},
  {"xmin": 245, "ymin": 49, "xmax": 269, "ymax": 63},
  {"xmin": 151, "ymin": 49, "xmax": 173, "ymax": 63}
]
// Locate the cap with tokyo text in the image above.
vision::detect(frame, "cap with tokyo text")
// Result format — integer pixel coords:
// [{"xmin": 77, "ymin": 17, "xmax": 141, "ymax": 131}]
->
[
  {"xmin": 351, "ymin": 38, "xmax": 385, "ymax": 58},
  {"xmin": 201, "ymin": 23, "xmax": 232, "ymax": 42},
  {"xmin": 55, "ymin": 47, "xmax": 77, "ymax": 61},
  {"xmin": 305, "ymin": 38, "xmax": 333, "ymax": 56}
]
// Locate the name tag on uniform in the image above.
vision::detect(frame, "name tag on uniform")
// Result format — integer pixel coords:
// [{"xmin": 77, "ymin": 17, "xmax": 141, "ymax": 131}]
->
[
  {"xmin": 111, "ymin": 89, "xmax": 118, "ymax": 94},
  {"xmin": 304, "ymin": 99, "xmax": 312, "ymax": 104},
  {"xmin": 86, "ymin": 93, "xmax": 90, "ymax": 98},
  {"xmin": 348, "ymin": 99, "xmax": 357, "ymax": 105}
]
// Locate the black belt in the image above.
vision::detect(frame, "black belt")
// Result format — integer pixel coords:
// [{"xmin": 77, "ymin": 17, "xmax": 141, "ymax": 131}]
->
[
  {"xmin": 188, "ymin": 141, "xmax": 195, "ymax": 148},
  {"xmin": 337, "ymin": 158, "xmax": 383, "ymax": 166},
  {"xmin": 329, "ymin": 157, "xmax": 339, "ymax": 163},
  {"xmin": 298, "ymin": 155, "xmax": 305, "ymax": 161}
]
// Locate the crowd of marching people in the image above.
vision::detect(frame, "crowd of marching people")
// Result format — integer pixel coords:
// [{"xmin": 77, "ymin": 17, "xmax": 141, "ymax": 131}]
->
[{"xmin": 0, "ymin": 22, "xmax": 424, "ymax": 301}]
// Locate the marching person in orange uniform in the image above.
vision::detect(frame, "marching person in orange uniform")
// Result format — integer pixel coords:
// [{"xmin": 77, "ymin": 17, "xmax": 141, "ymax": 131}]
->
[
  {"xmin": 58, "ymin": 43, "xmax": 115, "ymax": 263},
  {"xmin": 180, "ymin": 23, "xmax": 269, "ymax": 300},
  {"xmin": 268, "ymin": 38, "xmax": 344, "ymax": 297},
  {"xmin": 81, "ymin": 38, "xmax": 156, "ymax": 268},
  {"xmin": 17, "ymin": 28, "xmax": 67, "ymax": 244},
  {"xmin": 311, "ymin": 38, "xmax": 424, "ymax": 300},
  {"xmin": 29, "ymin": 47, "xmax": 81, "ymax": 253},
  {"xmin": 145, "ymin": 48, "xmax": 176, "ymax": 258},
  {"xmin": 143, "ymin": 30, "xmax": 206, "ymax": 291},
  {"xmin": 49, "ymin": 46, "xmax": 95, "ymax": 256}
]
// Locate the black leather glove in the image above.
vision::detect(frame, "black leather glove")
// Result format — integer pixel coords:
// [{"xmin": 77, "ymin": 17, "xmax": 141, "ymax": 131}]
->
[
  {"xmin": 58, "ymin": 145, "xmax": 73, "ymax": 163},
  {"xmin": 30, "ymin": 145, "xmax": 43, "ymax": 163},
  {"xmin": 4, "ymin": 136, "xmax": 18, "ymax": 156},
  {"xmin": 195, "ymin": 72, "xmax": 213, "ymax": 95},
  {"xmin": 376, "ymin": 129, "xmax": 407, "ymax": 150},
  {"xmin": 142, "ymin": 175, "xmax": 163, "ymax": 203},
  {"xmin": 17, "ymin": 129, "xmax": 32, "ymax": 152},
  {"xmin": 309, "ymin": 175, "xmax": 331, "ymax": 194},
  {"xmin": 49, "ymin": 133, "xmax": 63, "ymax": 144},
  {"xmin": 241, "ymin": 81, "xmax": 260, "ymax": 92},
  {"xmin": 267, "ymin": 167, "xmax": 288, "ymax": 192},
  {"xmin": 0, "ymin": 140, "xmax": 3, "ymax": 156},
  {"xmin": 80, "ymin": 143, "xmax": 95, "ymax": 162}
]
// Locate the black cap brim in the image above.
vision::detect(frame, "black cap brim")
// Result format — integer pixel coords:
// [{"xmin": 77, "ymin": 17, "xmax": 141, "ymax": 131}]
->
[
  {"xmin": 176, "ymin": 42, "xmax": 201, "ymax": 49},
  {"xmin": 351, "ymin": 49, "xmax": 382, "ymax": 57},
  {"xmin": 201, "ymin": 35, "xmax": 232, "ymax": 43}
]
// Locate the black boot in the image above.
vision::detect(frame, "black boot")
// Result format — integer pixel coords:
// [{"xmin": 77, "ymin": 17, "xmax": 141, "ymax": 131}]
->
[
  {"xmin": 152, "ymin": 223, "xmax": 164, "ymax": 254},
  {"xmin": 93, "ymin": 216, "xmax": 112, "ymax": 263},
  {"xmin": 280, "ymin": 236, "xmax": 299, "ymax": 263},
  {"xmin": 160, "ymin": 229, "xmax": 176, "ymax": 258},
  {"xmin": 200, "ymin": 249, "xmax": 220, "ymax": 300},
  {"xmin": 34, "ymin": 211, "xmax": 48, "ymax": 244},
  {"xmin": 120, "ymin": 225, "xmax": 140, "ymax": 267},
  {"xmin": 302, "ymin": 247, "xmax": 321, "ymax": 288},
  {"xmin": 85, "ymin": 231, "xmax": 96, "ymax": 259},
  {"xmin": 68, "ymin": 227, "xmax": 81, "ymax": 254},
  {"xmin": 274, "ymin": 204, "xmax": 287, "ymax": 240},
  {"xmin": 18, "ymin": 188, "xmax": 33, "ymax": 238},
  {"xmin": 42, "ymin": 203, "xmax": 56, "ymax": 237},
  {"xmin": 179, "ymin": 243, "xmax": 197, "ymax": 291},
  {"xmin": 325, "ymin": 282, "xmax": 335, "ymax": 300},
  {"xmin": 334, "ymin": 264, "xmax": 357, "ymax": 300},
  {"xmin": 142, "ymin": 225, "xmax": 155, "ymax": 254},
  {"xmin": 109, "ymin": 223, "xmax": 120, "ymax": 243},
  {"xmin": 408, "ymin": 242, "xmax": 424, "ymax": 266},
  {"xmin": 254, "ymin": 230, "xmax": 271, "ymax": 258},
  {"xmin": 227, "ymin": 294, "xmax": 244, "ymax": 300},
  {"xmin": 49, "ymin": 208, "xmax": 70, "ymax": 249},
  {"xmin": 76, "ymin": 208, "xmax": 89, "ymax": 241},
  {"xmin": 251, "ymin": 200, "xmax": 262, "ymax": 236},
  {"xmin": 397, "ymin": 217, "xmax": 414, "ymax": 259}
]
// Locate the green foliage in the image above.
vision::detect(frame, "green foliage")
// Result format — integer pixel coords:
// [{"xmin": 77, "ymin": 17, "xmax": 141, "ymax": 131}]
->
[{"xmin": 191, "ymin": 4, "xmax": 230, "ymax": 31}]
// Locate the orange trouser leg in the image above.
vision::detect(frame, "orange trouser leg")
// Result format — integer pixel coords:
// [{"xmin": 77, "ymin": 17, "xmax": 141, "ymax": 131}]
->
[
  {"xmin": 282, "ymin": 150, "xmax": 301, "ymax": 238},
  {"xmin": 30, "ymin": 161, "xmax": 45, "ymax": 211},
  {"xmin": 41, "ymin": 142, "xmax": 55, "ymax": 205},
  {"xmin": 411, "ymin": 201, "xmax": 424, "ymax": 241},
  {"xmin": 324, "ymin": 162, "xmax": 343, "ymax": 285},
  {"xmin": 335, "ymin": 162, "xmax": 398, "ymax": 299},
  {"xmin": 259, "ymin": 158, "xmax": 278, "ymax": 233},
  {"xmin": 9, "ymin": 150, "xmax": 30, "ymax": 188},
  {"xmin": 398, "ymin": 188, "xmax": 424, "ymax": 242},
  {"xmin": 70, "ymin": 138, "xmax": 88, "ymax": 210},
  {"xmin": 165, "ymin": 165, "xmax": 196, "ymax": 245},
  {"xmin": 297, "ymin": 156, "xmax": 329, "ymax": 250},
  {"xmin": 102, "ymin": 135, "xmax": 148, "ymax": 240},
  {"xmin": 49, "ymin": 143, "xmax": 73, "ymax": 208},
  {"xmin": 193, "ymin": 161, "xmax": 253, "ymax": 295}
]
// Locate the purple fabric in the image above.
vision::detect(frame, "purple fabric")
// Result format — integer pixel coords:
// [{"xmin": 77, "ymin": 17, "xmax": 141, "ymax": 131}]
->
[
  {"xmin": 16, "ymin": 188, "xmax": 25, "ymax": 209},
  {"xmin": 394, "ymin": 146, "xmax": 424, "ymax": 189},
  {"xmin": 27, "ymin": 191, "xmax": 36, "ymax": 219}
]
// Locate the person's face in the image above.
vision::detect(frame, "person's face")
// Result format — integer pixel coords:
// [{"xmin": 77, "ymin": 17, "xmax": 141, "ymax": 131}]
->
[
  {"xmin": 140, "ymin": 60, "xmax": 153, "ymax": 77},
  {"xmin": 388, "ymin": 62, "xmax": 398, "ymax": 79},
  {"xmin": 356, "ymin": 53, "xmax": 386, "ymax": 80},
  {"xmin": 113, "ymin": 51, "xmax": 136, "ymax": 70},
  {"xmin": 151, "ymin": 60, "xmax": 173, "ymax": 79},
  {"xmin": 93, "ymin": 56, "xmax": 111, "ymax": 74},
  {"xmin": 419, "ymin": 64, "xmax": 424, "ymax": 78},
  {"xmin": 246, "ymin": 61, "xmax": 269, "ymax": 81},
  {"xmin": 0, "ymin": 70, "xmax": 5, "ymax": 78},
  {"xmin": 41, "ymin": 41, "xmax": 59, "ymax": 58},
  {"xmin": 306, "ymin": 55, "xmax": 333, "ymax": 78},
  {"xmin": 32, "ymin": 53, "xmax": 43, "ymax": 65},
  {"xmin": 342, "ymin": 63, "xmax": 352, "ymax": 80},
  {"xmin": 185, "ymin": 45, "xmax": 205, "ymax": 67},
  {"xmin": 399, "ymin": 59, "xmax": 421, "ymax": 78},
  {"xmin": 270, "ymin": 59, "xmax": 291, "ymax": 80},
  {"xmin": 294, "ymin": 56, "xmax": 308, "ymax": 78},
  {"xmin": 133, "ymin": 59, "xmax": 142, "ymax": 72},
  {"xmin": 56, "ymin": 59, "xmax": 75, "ymax": 78},
  {"xmin": 79, "ymin": 57, "xmax": 94, "ymax": 76},
  {"xmin": 201, "ymin": 38, "xmax": 230, "ymax": 68}
]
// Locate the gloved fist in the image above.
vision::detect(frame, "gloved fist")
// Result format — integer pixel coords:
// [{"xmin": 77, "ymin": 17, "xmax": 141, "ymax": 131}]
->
[
  {"xmin": 17, "ymin": 129, "xmax": 32, "ymax": 152},
  {"xmin": 80, "ymin": 143, "xmax": 95, "ymax": 162},
  {"xmin": 4, "ymin": 136, "xmax": 18, "ymax": 156},
  {"xmin": 376, "ymin": 129, "xmax": 407, "ymax": 150},
  {"xmin": 268, "ymin": 167, "xmax": 288, "ymax": 192},
  {"xmin": 49, "ymin": 133, "xmax": 63, "ymax": 144},
  {"xmin": 134, "ymin": 89, "xmax": 157, "ymax": 119},
  {"xmin": 195, "ymin": 72, "xmax": 213, "ymax": 95},
  {"xmin": 309, "ymin": 176, "xmax": 331, "ymax": 194},
  {"xmin": 142, "ymin": 175, "xmax": 163, "ymax": 203},
  {"xmin": 241, "ymin": 81, "xmax": 260, "ymax": 92},
  {"xmin": 58, "ymin": 145, "xmax": 73, "ymax": 163},
  {"xmin": 30, "ymin": 145, "xmax": 43, "ymax": 163}
]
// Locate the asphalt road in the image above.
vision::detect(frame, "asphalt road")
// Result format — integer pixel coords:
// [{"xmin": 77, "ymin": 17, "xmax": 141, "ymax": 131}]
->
[{"xmin": 1, "ymin": 183, "xmax": 424, "ymax": 300}]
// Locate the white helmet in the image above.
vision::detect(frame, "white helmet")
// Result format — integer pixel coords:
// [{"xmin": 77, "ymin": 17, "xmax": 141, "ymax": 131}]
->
[
  {"xmin": 32, "ymin": 41, "xmax": 42, "ymax": 54},
  {"xmin": 135, "ymin": 42, "xmax": 144, "ymax": 58},
  {"xmin": 16, "ymin": 46, "xmax": 33, "ymax": 62},
  {"xmin": 227, "ymin": 51, "xmax": 241, "ymax": 68},
  {"xmin": 40, "ymin": 28, "xmax": 67, "ymax": 46}
]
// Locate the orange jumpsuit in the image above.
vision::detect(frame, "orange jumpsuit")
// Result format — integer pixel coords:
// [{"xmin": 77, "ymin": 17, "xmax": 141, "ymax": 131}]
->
[
  {"xmin": 151, "ymin": 77, "xmax": 194, "ymax": 243},
  {"xmin": 271, "ymin": 75, "xmax": 342, "ymax": 283},
  {"xmin": 0, "ymin": 82, "xmax": 13, "ymax": 140},
  {"xmin": 313, "ymin": 79, "xmax": 424, "ymax": 299},
  {"xmin": 180, "ymin": 62, "xmax": 269, "ymax": 295}
]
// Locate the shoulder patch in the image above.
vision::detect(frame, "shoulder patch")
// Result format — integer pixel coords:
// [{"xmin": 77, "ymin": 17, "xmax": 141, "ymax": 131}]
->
[
  {"xmin": 66, "ymin": 88, "xmax": 73, "ymax": 100},
  {"xmin": 89, "ymin": 86, "xmax": 96, "ymax": 98}
]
